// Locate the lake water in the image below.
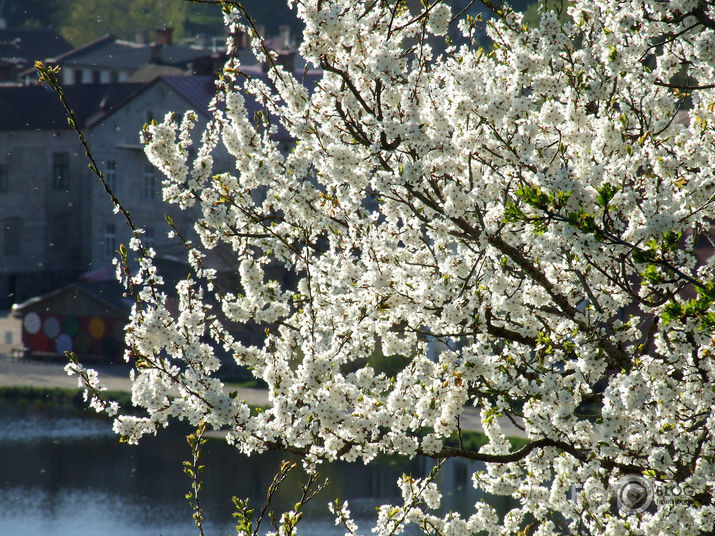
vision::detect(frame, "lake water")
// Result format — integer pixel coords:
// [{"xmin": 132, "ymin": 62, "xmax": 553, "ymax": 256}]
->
[{"xmin": 0, "ymin": 400, "xmax": 507, "ymax": 536}]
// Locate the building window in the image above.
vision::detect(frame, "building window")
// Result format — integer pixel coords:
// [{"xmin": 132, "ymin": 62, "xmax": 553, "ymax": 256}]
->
[
  {"xmin": 0, "ymin": 164, "xmax": 7, "ymax": 192},
  {"xmin": 52, "ymin": 152, "xmax": 69, "ymax": 190},
  {"xmin": 105, "ymin": 160, "xmax": 117, "ymax": 192},
  {"xmin": 92, "ymin": 70, "xmax": 101, "ymax": 84},
  {"xmin": 73, "ymin": 69, "xmax": 82, "ymax": 84},
  {"xmin": 109, "ymin": 71, "xmax": 119, "ymax": 83},
  {"xmin": 103, "ymin": 223, "xmax": 116, "ymax": 259},
  {"xmin": 3, "ymin": 217, "xmax": 21, "ymax": 256},
  {"xmin": 143, "ymin": 164, "xmax": 156, "ymax": 199}
]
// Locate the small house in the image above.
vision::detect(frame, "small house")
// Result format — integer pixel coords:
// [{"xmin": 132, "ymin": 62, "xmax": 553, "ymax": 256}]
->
[{"xmin": 12, "ymin": 282, "xmax": 129, "ymax": 363}]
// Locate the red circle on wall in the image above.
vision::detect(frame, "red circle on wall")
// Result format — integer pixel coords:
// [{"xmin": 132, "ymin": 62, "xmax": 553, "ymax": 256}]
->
[{"xmin": 30, "ymin": 331, "xmax": 50, "ymax": 352}]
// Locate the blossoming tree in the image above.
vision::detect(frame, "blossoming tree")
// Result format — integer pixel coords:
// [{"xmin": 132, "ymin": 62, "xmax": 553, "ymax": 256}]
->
[{"xmin": 66, "ymin": 0, "xmax": 715, "ymax": 534}]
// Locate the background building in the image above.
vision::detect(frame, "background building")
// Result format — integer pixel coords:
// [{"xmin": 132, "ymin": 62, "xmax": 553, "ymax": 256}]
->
[
  {"xmin": 18, "ymin": 28, "xmax": 226, "ymax": 86},
  {"xmin": 0, "ymin": 70, "xmax": 308, "ymax": 309},
  {"xmin": 0, "ymin": 17, "xmax": 317, "ymax": 365},
  {"xmin": 0, "ymin": 28, "xmax": 72, "ymax": 84},
  {"xmin": 0, "ymin": 82, "xmax": 143, "ymax": 306}
]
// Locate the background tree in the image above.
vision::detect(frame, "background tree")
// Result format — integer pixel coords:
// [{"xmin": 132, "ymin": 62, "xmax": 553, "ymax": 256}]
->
[
  {"xmin": 63, "ymin": 0, "xmax": 715, "ymax": 535},
  {"xmin": 0, "ymin": 0, "xmax": 64, "ymax": 29},
  {"xmin": 59, "ymin": 0, "xmax": 190, "ymax": 44},
  {"xmin": 54, "ymin": 0, "xmax": 303, "ymax": 45}
]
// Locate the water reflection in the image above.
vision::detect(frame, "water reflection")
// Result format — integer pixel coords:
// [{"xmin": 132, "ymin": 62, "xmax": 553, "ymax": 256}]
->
[
  {"xmin": 0, "ymin": 414, "xmax": 112, "ymax": 441},
  {"xmin": 0, "ymin": 487, "xmax": 200, "ymax": 536},
  {"xmin": 0, "ymin": 401, "xmax": 510, "ymax": 535}
]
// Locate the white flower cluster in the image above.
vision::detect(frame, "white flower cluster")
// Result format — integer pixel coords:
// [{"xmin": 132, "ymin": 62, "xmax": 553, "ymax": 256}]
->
[
  {"xmin": 68, "ymin": 0, "xmax": 715, "ymax": 534},
  {"xmin": 427, "ymin": 3, "xmax": 451, "ymax": 36}
]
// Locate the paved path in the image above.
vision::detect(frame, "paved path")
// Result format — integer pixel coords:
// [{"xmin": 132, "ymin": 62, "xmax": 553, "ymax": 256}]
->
[
  {"xmin": 0, "ymin": 357, "xmax": 525, "ymax": 437},
  {"xmin": 0, "ymin": 357, "xmax": 270, "ymax": 407}
]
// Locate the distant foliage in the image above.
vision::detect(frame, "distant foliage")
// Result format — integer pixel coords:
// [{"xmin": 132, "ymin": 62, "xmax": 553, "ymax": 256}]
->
[
  {"xmin": 11, "ymin": 0, "xmax": 304, "ymax": 46},
  {"xmin": 58, "ymin": 0, "xmax": 191, "ymax": 45},
  {"xmin": 0, "ymin": 0, "xmax": 64, "ymax": 29}
]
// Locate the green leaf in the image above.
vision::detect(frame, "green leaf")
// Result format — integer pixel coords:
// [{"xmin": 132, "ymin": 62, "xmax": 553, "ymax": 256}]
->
[
  {"xmin": 595, "ymin": 183, "xmax": 619, "ymax": 209},
  {"xmin": 642, "ymin": 264, "xmax": 661, "ymax": 284}
]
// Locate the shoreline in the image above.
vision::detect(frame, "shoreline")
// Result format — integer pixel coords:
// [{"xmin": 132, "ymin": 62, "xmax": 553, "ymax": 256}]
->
[
  {"xmin": 0, "ymin": 356, "xmax": 526, "ymax": 438},
  {"xmin": 0, "ymin": 384, "xmax": 528, "ymax": 451}
]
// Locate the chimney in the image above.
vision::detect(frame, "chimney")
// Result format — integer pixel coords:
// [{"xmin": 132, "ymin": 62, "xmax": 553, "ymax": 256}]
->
[
  {"xmin": 279, "ymin": 25, "xmax": 291, "ymax": 50},
  {"xmin": 227, "ymin": 26, "xmax": 249, "ymax": 49},
  {"xmin": 135, "ymin": 30, "xmax": 149, "ymax": 45},
  {"xmin": 155, "ymin": 27, "xmax": 173, "ymax": 45},
  {"xmin": 196, "ymin": 33, "xmax": 209, "ymax": 49},
  {"xmin": 150, "ymin": 43, "xmax": 163, "ymax": 63}
]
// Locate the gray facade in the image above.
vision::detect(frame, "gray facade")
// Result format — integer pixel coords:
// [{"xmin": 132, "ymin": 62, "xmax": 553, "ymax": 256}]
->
[
  {"xmin": 0, "ymin": 129, "xmax": 80, "ymax": 273},
  {"xmin": 0, "ymin": 129, "xmax": 86, "ymax": 304},
  {"xmin": 84, "ymin": 77, "xmax": 217, "ymax": 270},
  {"xmin": 0, "ymin": 77, "xmax": 227, "ymax": 307}
]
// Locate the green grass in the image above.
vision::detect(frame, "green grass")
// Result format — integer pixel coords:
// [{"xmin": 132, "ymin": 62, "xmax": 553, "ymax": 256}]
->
[
  {"xmin": 223, "ymin": 377, "xmax": 268, "ymax": 389},
  {"xmin": 445, "ymin": 429, "xmax": 528, "ymax": 451}
]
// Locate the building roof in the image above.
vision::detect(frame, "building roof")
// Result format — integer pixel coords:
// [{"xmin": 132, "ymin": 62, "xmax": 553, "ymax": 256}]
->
[
  {"xmin": 12, "ymin": 282, "xmax": 130, "ymax": 318},
  {"xmin": 162, "ymin": 75, "xmax": 216, "ymax": 117},
  {"xmin": 0, "ymin": 67, "xmax": 323, "ymax": 137},
  {"xmin": 126, "ymin": 63, "xmax": 187, "ymax": 82},
  {"xmin": 0, "ymin": 75, "xmax": 218, "ymax": 132},
  {"xmin": 50, "ymin": 34, "xmax": 216, "ymax": 71},
  {"xmin": 164, "ymin": 71, "xmax": 323, "ymax": 141},
  {"xmin": 161, "ymin": 73, "xmax": 323, "ymax": 142},
  {"xmin": 0, "ymin": 28, "xmax": 73, "ymax": 67},
  {"xmin": 83, "ymin": 75, "xmax": 216, "ymax": 128},
  {"xmin": 0, "ymin": 82, "xmax": 144, "ymax": 130}
]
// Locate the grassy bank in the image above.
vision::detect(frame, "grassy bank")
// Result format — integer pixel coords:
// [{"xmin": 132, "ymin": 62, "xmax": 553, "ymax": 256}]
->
[
  {"xmin": 0, "ymin": 386, "xmax": 528, "ymax": 451},
  {"xmin": 445, "ymin": 429, "xmax": 529, "ymax": 451},
  {"xmin": 0, "ymin": 385, "xmax": 133, "ymax": 407},
  {"xmin": 0, "ymin": 385, "xmax": 135, "ymax": 420}
]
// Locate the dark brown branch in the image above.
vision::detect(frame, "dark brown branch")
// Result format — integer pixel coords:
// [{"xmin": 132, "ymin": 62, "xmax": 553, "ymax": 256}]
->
[
  {"xmin": 319, "ymin": 55, "xmax": 375, "ymax": 116},
  {"xmin": 428, "ymin": 438, "xmax": 643, "ymax": 474},
  {"xmin": 484, "ymin": 308, "xmax": 537, "ymax": 346},
  {"xmin": 654, "ymin": 79, "xmax": 715, "ymax": 90},
  {"xmin": 432, "ymin": 437, "xmax": 578, "ymax": 463}
]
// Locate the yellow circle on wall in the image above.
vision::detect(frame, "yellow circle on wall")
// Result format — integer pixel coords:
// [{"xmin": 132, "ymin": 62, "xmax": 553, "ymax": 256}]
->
[{"xmin": 88, "ymin": 317, "xmax": 106, "ymax": 339}]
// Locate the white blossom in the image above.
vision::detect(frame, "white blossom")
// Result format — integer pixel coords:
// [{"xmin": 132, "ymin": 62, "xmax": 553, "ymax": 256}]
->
[{"xmin": 71, "ymin": 1, "xmax": 715, "ymax": 534}]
